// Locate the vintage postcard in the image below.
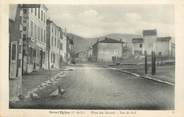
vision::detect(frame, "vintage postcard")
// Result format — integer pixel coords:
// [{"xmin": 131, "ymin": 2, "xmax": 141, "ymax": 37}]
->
[{"xmin": 0, "ymin": 0, "xmax": 184, "ymax": 117}]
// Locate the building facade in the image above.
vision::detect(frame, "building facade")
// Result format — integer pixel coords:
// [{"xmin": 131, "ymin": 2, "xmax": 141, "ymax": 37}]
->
[
  {"xmin": 58, "ymin": 27, "xmax": 67, "ymax": 66},
  {"xmin": 47, "ymin": 20, "xmax": 60, "ymax": 69},
  {"xmin": 9, "ymin": 5, "xmax": 23, "ymax": 101},
  {"xmin": 143, "ymin": 29, "xmax": 157, "ymax": 55},
  {"xmin": 156, "ymin": 37, "xmax": 171, "ymax": 57},
  {"xmin": 66, "ymin": 36, "xmax": 74, "ymax": 64},
  {"xmin": 132, "ymin": 38, "xmax": 144, "ymax": 55},
  {"xmin": 143, "ymin": 29, "xmax": 173, "ymax": 57},
  {"xmin": 22, "ymin": 4, "xmax": 48, "ymax": 73},
  {"xmin": 92, "ymin": 37, "xmax": 123, "ymax": 62},
  {"xmin": 75, "ymin": 51, "xmax": 88, "ymax": 63},
  {"xmin": 171, "ymin": 42, "xmax": 175, "ymax": 57}
]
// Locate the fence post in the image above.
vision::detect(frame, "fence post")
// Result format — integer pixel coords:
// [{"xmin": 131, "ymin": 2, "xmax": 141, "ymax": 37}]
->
[{"xmin": 145, "ymin": 50, "xmax": 147, "ymax": 74}]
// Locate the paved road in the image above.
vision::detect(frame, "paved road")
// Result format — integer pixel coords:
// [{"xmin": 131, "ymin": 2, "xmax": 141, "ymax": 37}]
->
[{"xmin": 12, "ymin": 64, "xmax": 174, "ymax": 109}]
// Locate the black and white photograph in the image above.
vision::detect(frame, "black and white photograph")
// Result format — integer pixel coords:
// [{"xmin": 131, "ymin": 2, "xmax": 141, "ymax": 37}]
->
[{"xmin": 8, "ymin": 4, "xmax": 175, "ymax": 110}]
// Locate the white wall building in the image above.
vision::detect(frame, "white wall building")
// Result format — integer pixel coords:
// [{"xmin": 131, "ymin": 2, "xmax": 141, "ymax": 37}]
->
[
  {"xmin": 22, "ymin": 4, "xmax": 48, "ymax": 73},
  {"xmin": 132, "ymin": 38, "xmax": 144, "ymax": 55},
  {"xmin": 156, "ymin": 37, "xmax": 171, "ymax": 57},
  {"xmin": 47, "ymin": 20, "xmax": 67, "ymax": 69},
  {"xmin": 143, "ymin": 29, "xmax": 157, "ymax": 55},
  {"xmin": 143, "ymin": 29, "xmax": 173, "ymax": 57}
]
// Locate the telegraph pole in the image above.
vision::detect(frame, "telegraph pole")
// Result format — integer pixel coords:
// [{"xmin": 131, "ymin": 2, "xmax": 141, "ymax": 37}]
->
[
  {"xmin": 151, "ymin": 51, "xmax": 156, "ymax": 75},
  {"xmin": 144, "ymin": 50, "xmax": 147, "ymax": 74}
]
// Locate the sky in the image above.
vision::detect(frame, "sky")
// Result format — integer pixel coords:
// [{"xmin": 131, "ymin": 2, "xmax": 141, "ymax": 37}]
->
[
  {"xmin": 9, "ymin": 4, "xmax": 174, "ymax": 38},
  {"xmin": 46, "ymin": 4, "xmax": 174, "ymax": 38}
]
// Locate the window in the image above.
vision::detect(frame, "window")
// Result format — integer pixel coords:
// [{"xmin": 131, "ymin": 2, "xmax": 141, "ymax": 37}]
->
[
  {"xmin": 43, "ymin": 13, "xmax": 45, "ymax": 22},
  {"xmin": 31, "ymin": 8, "xmax": 33, "ymax": 13},
  {"xmin": 57, "ymin": 40, "xmax": 59, "ymax": 48},
  {"xmin": 44, "ymin": 30, "xmax": 46, "ymax": 42},
  {"xmin": 23, "ymin": 34, "xmax": 26, "ymax": 41},
  {"xmin": 60, "ymin": 43, "xmax": 63, "ymax": 50},
  {"xmin": 34, "ymin": 24, "xmax": 36, "ymax": 39},
  {"xmin": 23, "ymin": 19, "xmax": 26, "ymax": 23},
  {"xmin": 52, "ymin": 37, "xmax": 54, "ymax": 46},
  {"xmin": 11, "ymin": 43, "xmax": 17, "ymax": 61},
  {"xmin": 41, "ymin": 28, "xmax": 43, "ymax": 42},
  {"xmin": 159, "ymin": 52, "xmax": 162, "ymax": 56},
  {"xmin": 23, "ymin": 9, "xmax": 27, "ymax": 14},
  {"xmin": 38, "ymin": 27, "xmax": 40, "ymax": 41},
  {"xmin": 35, "ymin": 8, "xmax": 37, "ymax": 16},
  {"xmin": 139, "ymin": 44, "xmax": 142, "ymax": 48},
  {"xmin": 41, "ymin": 10, "xmax": 43, "ymax": 21},
  {"xmin": 31, "ymin": 21, "xmax": 33, "ymax": 36},
  {"xmin": 53, "ymin": 53, "xmax": 55, "ymax": 63},
  {"xmin": 37, "ymin": 26, "xmax": 39, "ymax": 40},
  {"xmin": 60, "ymin": 31, "xmax": 63, "ymax": 38},
  {"xmin": 23, "ymin": 26, "xmax": 26, "ymax": 31},
  {"xmin": 40, "ymin": 28, "xmax": 41, "ymax": 41},
  {"xmin": 38, "ymin": 8, "xmax": 40, "ymax": 19},
  {"xmin": 55, "ymin": 38, "xmax": 56, "ymax": 46},
  {"xmin": 29, "ymin": 47, "xmax": 33, "ymax": 64},
  {"xmin": 33, "ymin": 49, "xmax": 36, "ymax": 57}
]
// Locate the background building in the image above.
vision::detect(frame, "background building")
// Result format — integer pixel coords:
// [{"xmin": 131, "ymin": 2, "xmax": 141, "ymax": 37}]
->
[
  {"xmin": 171, "ymin": 42, "xmax": 175, "ymax": 57},
  {"xmin": 132, "ymin": 38, "xmax": 144, "ymax": 55},
  {"xmin": 143, "ymin": 29, "xmax": 157, "ymax": 55},
  {"xmin": 66, "ymin": 36, "xmax": 74, "ymax": 64},
  {"xmin": 75, "ymin": 51, "xmax": 88, "ymax": 63},
  {"xmin": 58, "ymin": 27, "xmax": 67, "ymax": 67},
  {"xmin": 46, "ymin": 20, "xmax": 61, "ymax": 69},
  {"xmin": 22, "ymin": 4, "xmax": 48, "ymax": 73},
  {"xmin": 156, "ymin": 37, "xmax": 171, "ymax": 57},
  {"xmin": 92, "ymin": 37, "xmax": 123, "ymax": 62}
]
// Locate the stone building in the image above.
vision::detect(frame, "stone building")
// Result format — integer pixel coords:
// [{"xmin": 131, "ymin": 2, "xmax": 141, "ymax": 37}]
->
[
  {"xmin": 143, "ymin": 29, "xmax": 173, "ymax": 57},
  {"xmin": 46, "ymin": 20, "xmax": 61, "ymax": 69},
  {"xmin": 171, "ymin": 42, "xmax": 175, "ymax": 57},
  {"xmin": 9, "ymin": 4, "xmax": 23, "ymax": 101},
  {"xmin": 156, "ymin": 37, "xmax": 171, "ymax": 57},
  {"xmin": 22, "ymin": 4, "xmax": 48, "ymax": 73},
  {"xmin": 58, "ymin": 27, "xmax": 67, "ymax": 66},
  {"xmin": 92, "ymin": 37, "xmax": 123, "ymax": 62},
  {"xmin": 143, "ymin": 29, "xmax": 157, "ymax": 55},
  {"xmin": 132, "ymin": 38, "xmax": 144, "ymax": 55}
]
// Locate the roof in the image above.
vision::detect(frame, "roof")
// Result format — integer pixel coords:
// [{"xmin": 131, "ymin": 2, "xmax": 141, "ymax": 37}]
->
[
  {"xmin": 22, "ymin": 4, "xmax": 40, "ymax": 8},
  {"xmin": 47, "ymin": 19, "xmax": 57, "ymax": 27},
  {"xmin": 157, "ymin": 36, "xmax": 171, "ymax": 41},
  {"xmin": 132, "ymin": 38, "xmax": 143, "ymax": 43},
  {"xmin": 143, "ymin": 29, "xmax": 157, "ymax": 36},
  {"xmin": 99, "ymin": 37, "xmax": 123, "ymax": 43}
]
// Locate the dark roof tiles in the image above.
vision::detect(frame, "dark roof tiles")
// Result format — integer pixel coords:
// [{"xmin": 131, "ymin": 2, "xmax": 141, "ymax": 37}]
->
[
  {"xmin": 143, "ymin": 29, "xmax": 157, "ymax": 36},
  {"xmin": 99, "ymin": 37, "xmax": 123, "ymax": 43}
]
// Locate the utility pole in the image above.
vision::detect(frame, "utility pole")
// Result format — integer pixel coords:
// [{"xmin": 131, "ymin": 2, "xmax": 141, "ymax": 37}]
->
[
  {"xmin": 144, "ymin": 50, "xmax": 147, "ymax": 74},
  {"xmin": 151, "ymin": 51, "xmax": 156, "ymax": 75}
]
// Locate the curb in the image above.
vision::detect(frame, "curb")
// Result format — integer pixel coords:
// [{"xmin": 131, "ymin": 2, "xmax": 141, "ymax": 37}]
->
[
  {"xmin": 142, "ymin": 75, "xmax": 174, "ymax": 86},
  {"xmin": 24, "ymin": 71, "xmax": 65, "ymax": 99},
  {"xmin": 107, "ymin": 66, "xmax": 174, "ymax": 86}
]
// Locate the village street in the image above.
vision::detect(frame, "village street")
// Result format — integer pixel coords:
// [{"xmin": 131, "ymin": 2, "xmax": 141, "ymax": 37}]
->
[{"xmin": 12, "ymin": 64, "xmax": 174, "ymax": 110}]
